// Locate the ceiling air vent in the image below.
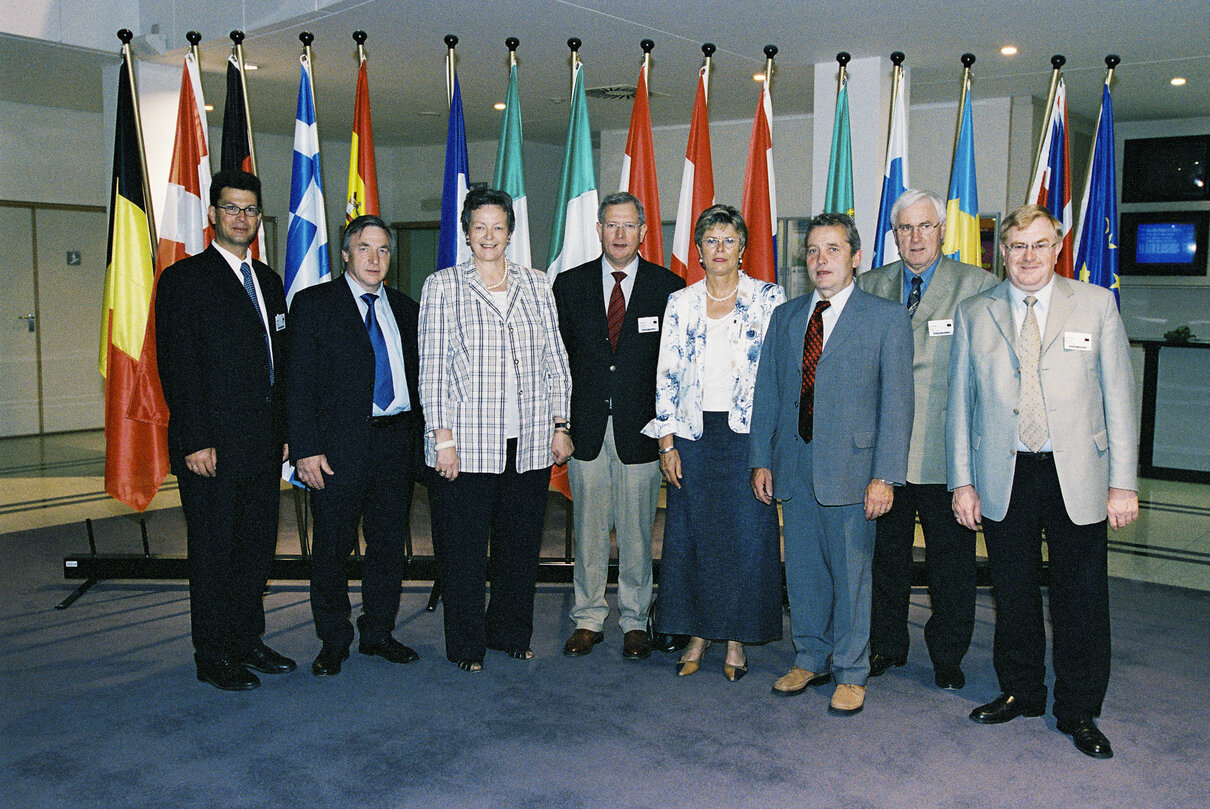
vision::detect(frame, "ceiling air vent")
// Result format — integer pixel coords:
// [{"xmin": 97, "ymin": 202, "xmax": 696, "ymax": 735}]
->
[{"xmin": 586, "ymin": 85, "xmax": 638, "ymax": 100}]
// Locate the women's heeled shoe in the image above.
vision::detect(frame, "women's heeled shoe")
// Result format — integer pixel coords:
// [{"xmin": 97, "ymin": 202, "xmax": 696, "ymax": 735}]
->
[
  {"xmin": 723, "ymin": 661, "xmax": 748, "ymax": 682},
  {"xmin": 676, "ymin": 640, "xmax": 709, "ymax": 676}
]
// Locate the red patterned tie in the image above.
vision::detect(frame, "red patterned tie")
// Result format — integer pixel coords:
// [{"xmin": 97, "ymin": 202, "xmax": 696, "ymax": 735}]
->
[
  {"xmin": 606, "ymin": 271, "xmax": 626, "ymax": 351},
  {"xmin": 798, "ymin": 300, "xmax": 831, "ymax": 443}
]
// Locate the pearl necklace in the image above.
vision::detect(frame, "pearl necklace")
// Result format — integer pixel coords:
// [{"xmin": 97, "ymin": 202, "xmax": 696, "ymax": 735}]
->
[
  {"xmin": 479, "ymin": 270, "xmax": 506, "ymax": 291},
  {"xmin": 704, "ymin": 283, "xmax": 738, "ymax": 303}
]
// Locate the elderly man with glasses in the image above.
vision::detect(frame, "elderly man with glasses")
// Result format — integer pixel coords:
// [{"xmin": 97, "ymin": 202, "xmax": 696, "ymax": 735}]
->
[{"xmin": 857, "ymin": 189, "xmax": 996, "ymax": 692}]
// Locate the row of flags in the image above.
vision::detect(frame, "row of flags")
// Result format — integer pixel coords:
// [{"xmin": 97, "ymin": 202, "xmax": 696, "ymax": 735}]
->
[{"xmin": 100, "ymin": 39, "xmax": 1124, "ymax": 512}]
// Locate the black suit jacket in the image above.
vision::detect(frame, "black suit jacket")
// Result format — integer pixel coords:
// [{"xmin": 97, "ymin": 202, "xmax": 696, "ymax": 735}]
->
[
  {"xmin": 553, "ymin": 257, "xmax": 684, "ymax": 463},
  {"xmin": 155, "ymin": 245, "xmax": 287, "ymax": 478},
  {"xmin": 285, "ymin": 277, "xmax": 422, "ymax": 475}
]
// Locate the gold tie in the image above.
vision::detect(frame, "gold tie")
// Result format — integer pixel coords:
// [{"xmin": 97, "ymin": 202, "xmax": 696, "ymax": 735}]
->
[{"xmin": 1017, "ymin": 295, "xmax": 1048, "ymax": 452}]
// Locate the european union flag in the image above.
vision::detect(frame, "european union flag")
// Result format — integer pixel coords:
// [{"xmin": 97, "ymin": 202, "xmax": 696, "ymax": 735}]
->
[{"xmin": 1074, "ymin": 83, "xmax": 1119, "ymax": 307}]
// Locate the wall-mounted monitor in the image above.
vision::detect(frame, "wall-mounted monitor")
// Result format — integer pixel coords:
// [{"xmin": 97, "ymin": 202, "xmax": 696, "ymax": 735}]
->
[
  {"xmin": 1119, "ymin": 211, "xmax": 1208, "ymax": 278},
  {"xmin": 1122, "ymin": 135, "xmax": 1210, "ymax": 203}
]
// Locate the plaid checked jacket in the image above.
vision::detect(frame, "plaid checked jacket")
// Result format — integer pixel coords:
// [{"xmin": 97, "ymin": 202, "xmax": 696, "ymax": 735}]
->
[{"xmin": 419, "ymin": 259, "xmax": 572, "ymax": 474}]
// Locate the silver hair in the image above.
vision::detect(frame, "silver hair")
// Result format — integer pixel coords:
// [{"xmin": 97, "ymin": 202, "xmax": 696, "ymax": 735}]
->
[{"xmin": 890, "ymin": 189, "xmax": 946, "ymax": 227}]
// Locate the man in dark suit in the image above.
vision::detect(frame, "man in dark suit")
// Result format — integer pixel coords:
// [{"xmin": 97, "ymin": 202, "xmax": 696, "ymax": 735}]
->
[
  {"xmin": 286, "ymin": 215, "xmax": 423, "ymax": 676},
  {"xmin": 553, "ymin": 192, "xmax": 684, "ymax": 660},
  {"xmin": 948, "ymin": 204, "xmax": 1138, "ymax": 759},
  {"xmin": 156, "ymin": 169, "xmax": 295, "ymax": 690},
  {"xmin": 750, "ymin": 213, "xmax": 913, "ymax": 716},
  {"xmin": 857, "ymin": 189, "xmax": 997, "ymax": 690}
]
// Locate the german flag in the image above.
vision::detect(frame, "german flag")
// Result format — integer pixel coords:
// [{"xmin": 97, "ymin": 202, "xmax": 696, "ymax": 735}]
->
[
  {"xmin": 99, "ymin": 58, "xmax": 166, "ymax": 512},
  {"xmin": 220, "ymin": 53, "xmax": 265, "ymax": 259},
  {"xmin": 346, "ymin": 55, "xmax": 380, "ymax": 221}
]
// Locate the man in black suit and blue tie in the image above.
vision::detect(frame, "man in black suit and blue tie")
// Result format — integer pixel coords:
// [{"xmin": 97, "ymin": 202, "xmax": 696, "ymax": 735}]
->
[
  {"xmin": 286, "ymin": 215, "xmax": 423, "ymax": 677},
  {"xmin": 553, "ymin": 192, "xmax": 684, "ymax": 660},
  {"xmin": 156, "ymin": 169, "xmax": 295, "ymax": 690}
]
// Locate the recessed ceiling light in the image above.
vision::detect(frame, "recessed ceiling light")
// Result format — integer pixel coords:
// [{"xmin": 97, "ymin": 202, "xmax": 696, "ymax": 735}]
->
[
  {"xmin": 1171, "ymin": 77, "xmax": 1187, "ymax": 86},
  {"xmin": 417, "ymin": 111, "xmax": 440, "ymax": 117},
  {"xmin": 244, "ymin": 63, "xmax": 259, "ymax": 71},
  {"xmin": 1000, "ymin": 45, "xmax": 1018, "ymax": 56},
  {"xmin": 203, "ymin": 104, "xmax": 214, "ymax": 111},
  {"xmin": 494, "ymin": 102, "xmax": 506, "ymax": 110},
  {"xmin": 753, "ymin": 72, "xmax": 765, "ymax": 82}
]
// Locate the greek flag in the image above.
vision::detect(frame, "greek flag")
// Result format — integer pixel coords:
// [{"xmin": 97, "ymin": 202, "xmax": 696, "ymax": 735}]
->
[{"xmin": 284, "ymin": 55, "xmax": 330, "ymax": 306}]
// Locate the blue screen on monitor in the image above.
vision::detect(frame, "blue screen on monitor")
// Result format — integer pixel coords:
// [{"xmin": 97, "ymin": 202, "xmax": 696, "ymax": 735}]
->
[{"xmin": 1136, "ymin": 223, "xmax": 1197, "ymax": 264}]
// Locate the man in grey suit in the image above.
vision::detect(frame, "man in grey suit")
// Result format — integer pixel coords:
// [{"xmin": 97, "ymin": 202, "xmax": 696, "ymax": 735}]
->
[
  {"xmin": 750, "ymin": 213, "xmax": 913, "ymax": 716},
  {"xmin": 948, "ymin": 204, "xmax": 1138, "ymax": 759},
  {"xmin": 857, "ymin": 190, "xmax": 996, "ymax": 690}
]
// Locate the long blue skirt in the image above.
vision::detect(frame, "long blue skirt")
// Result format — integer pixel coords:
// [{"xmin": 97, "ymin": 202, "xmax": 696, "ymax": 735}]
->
[{"xmin": 655, "ymin": 411, "xmax": 783, "ymax": 643}]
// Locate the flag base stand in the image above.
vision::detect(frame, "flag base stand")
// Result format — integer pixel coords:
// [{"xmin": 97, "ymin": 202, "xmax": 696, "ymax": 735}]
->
[{"xmin": 59, "ymin": 495, "xmax": 1007, "ymax": 608}]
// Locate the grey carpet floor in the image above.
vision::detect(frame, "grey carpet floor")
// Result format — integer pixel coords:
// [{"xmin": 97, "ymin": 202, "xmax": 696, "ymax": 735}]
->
[{"xmin": 3, "ymin": 497, "xmax": 1208, "ymax": 808}]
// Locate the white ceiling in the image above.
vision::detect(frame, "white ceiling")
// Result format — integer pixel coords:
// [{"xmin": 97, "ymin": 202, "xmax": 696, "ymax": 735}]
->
[{"xmin": 4, "ymin": 0, "xmax": 1209, "ymax": 145}]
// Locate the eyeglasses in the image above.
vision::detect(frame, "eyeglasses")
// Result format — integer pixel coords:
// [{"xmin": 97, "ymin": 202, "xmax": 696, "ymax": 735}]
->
[
  {"xmin": 602, "ymin": 222, "xmax": 640, "ymax": 232},
  {"xmin": 1006, "ymin": 241, "xmax": 1056, "ymax": 256},
  {"xmin": 216, "ymin": 203, "xmax": 261, "ymax": 218},
  {"xmin": 702, "ymin": 237, "xmax": 739, "ymax": 250},
  {"xmin": 894, "ymin": 222, "xmax": 939, "ymax": 236}
]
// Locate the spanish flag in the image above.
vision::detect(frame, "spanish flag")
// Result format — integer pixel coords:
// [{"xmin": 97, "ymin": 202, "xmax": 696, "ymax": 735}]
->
[
  {"xmin": 99, "ymin": 58, "xmax": 165, "ymax": 512},
  {"xmin": 346, "ymin": 55, "xmax": 380, "ymax": 221}
]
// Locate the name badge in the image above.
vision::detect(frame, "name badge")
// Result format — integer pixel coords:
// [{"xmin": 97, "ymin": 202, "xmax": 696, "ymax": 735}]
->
[
  {"xmin": 927, "ymin": 318, "xmax": 954, "ymax": 336},
  {"xmin": 275, "ymin": 313, "xmax": 286, "ymax": 332},
  {"xmin": 638, "ymin": 316, "xmax": 660, "ymax": 334},
  {"xmin": 1064, "ymin": 331, "xmax": 1092, "ymax": 351}
]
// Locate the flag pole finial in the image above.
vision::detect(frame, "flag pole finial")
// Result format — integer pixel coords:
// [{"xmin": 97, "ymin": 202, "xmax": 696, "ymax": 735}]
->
[
  {"xmin": 299, "ymin": 31, "xmax": 314, "ymax": 47},
  {"xmin": 444, "ymin": 34, "xmax": 458, "ymax": 49},
  {"xmin": 117, "ymin": 28, "xmax": 133, "ymax": 44},
  {"xmin": 961, "ymin": 53, "xmax": 976, "ymax": 69},
  {"xmin": 836, "ymin": 51, "xmax": 849, "ymax": 67},
  {"xmin": 186, "ymin": 30, "xmax": 201, "ymax": 47},
  {"xmin": 229, "ymin": 30, "xmax": 245, "ymax": 46},
  {"xmin": 1050, "ymin": 54, "xmax": 1066, "ymax": 70},
  {"xmin": 1105, "ymin": 54, "xmax": 1120, "ymax": 69},
  {"xmin": 764, "ymin": 45, "xmax": 779, "ymax": 60},
  {"xmin": 353, "ymin": 30, "xmax": 367, "ymax": 46},
  {"xmin": 890, "ymin": 51, "xmax": 905, "ymax": 67},
  {"xmin": 506, "ymin": 37, "xmax": 519, "ymax": 52},
  {"xmin": 702, "ymin": 43, "xmax": 715, "ymax": 58},
  {"xmin": 568, "ymin": 37, "xmax": 581, "ymax": 53},
  {"xmin": 640, "ymin": 39, "xmax": 654, "ymax": 54}
]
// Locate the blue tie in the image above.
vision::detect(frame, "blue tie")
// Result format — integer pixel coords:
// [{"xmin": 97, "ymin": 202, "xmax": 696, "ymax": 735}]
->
[
  {"xmin": 362, "ymin": 293, "xmax": 394, "ymax": 410},
  {"xmin": 239, "ymin": 262, "xmax": 273, "ymax": 384}
]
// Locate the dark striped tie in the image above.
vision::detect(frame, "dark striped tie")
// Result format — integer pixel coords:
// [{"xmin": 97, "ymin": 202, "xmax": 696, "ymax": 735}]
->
[
  {"xmin": 798, "ymin": 300, "xmax": 831, "ymax": 443},
  {"xmin": 907, "ymin": 275, "xmax": 923, "ymax": 318},
  {"xmin": 606, "ymin": 271, "xmax": 626, "ymax": 351}
]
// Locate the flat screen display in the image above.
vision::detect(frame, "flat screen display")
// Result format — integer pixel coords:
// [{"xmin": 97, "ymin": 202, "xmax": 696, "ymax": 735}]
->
[
  {"xmin": 1136, "ymin": 223, "xmax": 1197, "ymax": 265},
  {"xmin": 1119, "ymin": 211, "xmax": 1208, "ymax": 278},
  {"xmin": 1122, "ymin": 135, "xmax": 1210, "ymax": 203}
]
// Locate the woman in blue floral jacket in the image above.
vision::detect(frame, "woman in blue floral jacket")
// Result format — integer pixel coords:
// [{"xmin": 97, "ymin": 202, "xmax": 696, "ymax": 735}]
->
[{"xmin": 642, "ymin": 205, "xmax": 785, "ymax": 681}]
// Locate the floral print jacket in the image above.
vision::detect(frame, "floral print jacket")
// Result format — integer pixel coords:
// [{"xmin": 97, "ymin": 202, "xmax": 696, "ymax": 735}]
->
[{"xmin": 642, "ymin": 272, "xmax": 785, "ymax": 439}]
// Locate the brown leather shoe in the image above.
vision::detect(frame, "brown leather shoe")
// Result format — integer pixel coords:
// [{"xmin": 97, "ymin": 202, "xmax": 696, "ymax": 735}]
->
[
  {"xmin": 622, "ymin": 630, "xmax": 652, "ymax": 661},
  {"xmin": 772, "ymin": 666, "xmax": 832, "ymax": 696},
  {"xmin": 563, "ymin": 628, "xmax": 604, "ymax": 657},
  {"xmin": 828, "ymin": 683, "xmax": 866, "ymax": 716}
]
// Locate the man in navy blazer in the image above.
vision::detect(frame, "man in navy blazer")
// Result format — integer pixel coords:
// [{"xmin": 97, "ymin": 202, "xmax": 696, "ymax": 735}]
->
[
  {"xmin": 286, "ymin": 215, "xmax": 423, "ymax": 677},
  {"xmin": 750, "ymin": 213, "xmax": 913, "ymax": 716},
  {"xmin": 156, "ymin": 170, "xmax": 294, "ymax": 691},
  {"xmin": 553, "ymin": 192, "xmax": 684, "ymax": 660}
]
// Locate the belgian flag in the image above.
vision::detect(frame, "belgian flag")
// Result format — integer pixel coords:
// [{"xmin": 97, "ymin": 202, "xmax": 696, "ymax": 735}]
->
[{"xmin": 99, "ymin": 57, "xmax": 167, "ymax": 511}]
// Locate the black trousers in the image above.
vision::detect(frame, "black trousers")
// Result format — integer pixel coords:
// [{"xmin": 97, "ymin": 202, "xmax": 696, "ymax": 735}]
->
[
  {"xmin": 428, "ymin": 440, "xmax": 550, "ymax": 662},
  {"xmin": 178, "ymin": 463, "xmax": 281, "ymax": 664},
  {"xmin": 982, "ymin": 453, "xmax": 1110, "ymax": 723},
  {"xmin": 309, "ymin": 418, "xmax": 416, "ymax": 648},
  {"xmin": 870, "ymin": 482, "xmax": 976, "ymax": 667}
]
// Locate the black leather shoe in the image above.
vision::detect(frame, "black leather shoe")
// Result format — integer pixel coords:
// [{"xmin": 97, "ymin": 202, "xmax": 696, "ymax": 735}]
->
[
  {"xmin": 359, "ymin": 635, "xmax": 420, "ymax": 664},
  {"xmin": 237, "ymin": 641, "xmax": 297, "ymax": 674},
  {"xmin": 934, "ymin": 664, "xmax": 966, "ymax": 690},
  {"xmin": 623, "ymin": 630, "xmax": 653, "ymax": 661},
  {"xmin": 1057, "ymin": 717, "xmax": 1114, "ymax": 759},
  {"xmin": 868, "ymin": 653, "xmax": 907, "ymax": 677},
  {"xmin": 196, "ymin": 658, "xmax": 260, "ymax": 691},
  {"xmin": 311, "ymin": 646, "xmax": 350, "ymax": 676},
  {"xmin": 969, "ymin": 693, "xmax": 1045, "ymax": 724}
]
